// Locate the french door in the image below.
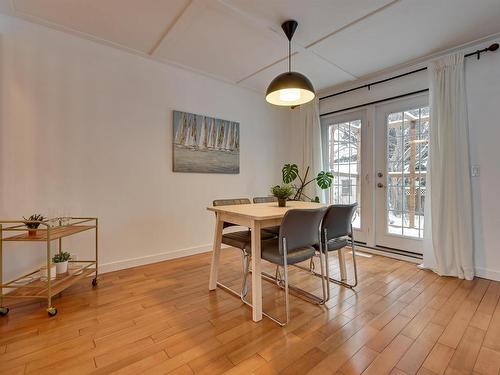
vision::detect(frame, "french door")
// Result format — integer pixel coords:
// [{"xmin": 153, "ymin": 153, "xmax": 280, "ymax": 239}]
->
[
  {"xmin": 321, "ymin": 95, "xmax": 429, "ymax": 255},
  {"xmin": 374, "ymin": 96, "xmax": 429, "ymax": 254},
  {"xmin": 321, "ymin": 110, "xmax": 368, "ymax": 244}
]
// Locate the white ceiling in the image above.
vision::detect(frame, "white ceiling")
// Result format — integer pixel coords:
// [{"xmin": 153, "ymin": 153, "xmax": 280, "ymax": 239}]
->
[{"xmin": 1, "ymin": 0, "xmax": 500, "ymax": 93}]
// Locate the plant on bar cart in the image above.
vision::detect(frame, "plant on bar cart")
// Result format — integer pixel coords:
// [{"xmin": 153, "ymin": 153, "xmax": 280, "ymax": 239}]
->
[
  {"xmin": 23, "ymin": 214, "xmax": 45, "ymax": 236},
  {"xmin": 52, "ymin": 251, "xmax": 72, "ymax": 274}
]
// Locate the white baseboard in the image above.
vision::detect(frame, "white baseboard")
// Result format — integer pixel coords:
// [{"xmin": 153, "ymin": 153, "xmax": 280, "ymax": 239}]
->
[
  {"xmin": 98, "ymin": 245, "xmax": 500, "ymax": 282},
  {"xmin": 353, "ymin": 246, "xmax": 422, "ymax": 264},
  {"xmin": 99, "ymin": 244, "xmax": 215, "ymax": 274},
  {"xmin": 475, "ymin": 267, "xmax": 500, "ymax": 281},
  {"xmin": 98, "ymin": 244, "xmax": 421, "ymax": 275}
]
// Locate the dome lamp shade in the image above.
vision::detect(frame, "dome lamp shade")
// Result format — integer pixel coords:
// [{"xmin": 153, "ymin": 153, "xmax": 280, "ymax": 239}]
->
[{"xmin": 265, "ymin": 20, "xmax": 315, "ymax": 106}]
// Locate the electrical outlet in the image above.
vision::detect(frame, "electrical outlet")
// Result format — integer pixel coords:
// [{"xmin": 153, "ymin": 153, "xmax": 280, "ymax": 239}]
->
[{"xmin": 471, "ymin": 166, "xmax": 480, "ymax": 177}]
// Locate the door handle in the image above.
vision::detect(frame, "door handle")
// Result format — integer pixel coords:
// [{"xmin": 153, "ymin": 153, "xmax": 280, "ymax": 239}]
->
[
  {"xmin": 377, "ymin": 172, "xmax": 383, "ymax": 178},
  {"xmin": 377, "ymin": 182, "xmax": 384, "ymax": 188}
]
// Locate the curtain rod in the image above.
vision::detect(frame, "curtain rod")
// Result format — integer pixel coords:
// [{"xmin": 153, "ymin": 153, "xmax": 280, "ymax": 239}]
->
[
  {"xmin": 320, "ymin": 89, "xmax": 429, "ymax": 117},
  {"xmin": 319, "ymin": 43, "xmax": 499, "ymax": 102}
]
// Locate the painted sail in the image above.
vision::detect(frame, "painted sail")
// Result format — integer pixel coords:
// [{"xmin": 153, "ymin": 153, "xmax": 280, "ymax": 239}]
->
[
  {"xmin": 217, "ymin": 121, "xmax": 225, "ymax": 150},
  {"xmin": 198, "ymin": 117, "xmax": 209, "ymax": 149},
  {"xmin": 177, "ymin": 112, "xmax": 188, "ymax": 146},
  {"xmin": 174, "ymin": 112, "xmax": 183, "ymax": 144},
  {"xmin": 231, "ymin": 124, "xmax": 237, "ymax": 150},
  {"xmin": 234, "ymin": 127, "xmax": 239, "ymax": 151},
  {"xmin": 224, "ymin": 121, "xmax": 229, "ymax": 151},
  {"xmin": 204, "ymin": 117, "xmax": 209, "ymax": 148},
  {"xmin": 222, "ymin": 122, "xmax": 228, "ymax": 151},
  {"xmin": 229, "ymin": 123, "xmax": 235, "ymax": 151},
  {"xmin": 192, "ymin": 115, "xmax": 198, "ymax": 147},
  {"xmin": 208, "ymin": 118, "xmax": 215, "ymax": 149},
  {"xmin": 226, "ymin": 122, "xmax": 232, "ymax": 150},
  {"xmin": 187, "ymin": 114, "xmax": 198, "ymax": 148},
  {"xmin": 185, "ymin": 114, "xmax": 192, "ymax": 147},
  {"xmin": 213, "ymin": 120, "xmax": 219, "ymax": 149}
]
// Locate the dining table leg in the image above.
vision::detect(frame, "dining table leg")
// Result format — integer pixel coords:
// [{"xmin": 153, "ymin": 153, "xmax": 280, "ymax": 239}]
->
[
  {"xmin": 209, "ymin": 212, "xmax": 224, "ymax": 291},
  {"xmin": 250, "ymin": 220, "xmax": 263, "ymax": 322}
]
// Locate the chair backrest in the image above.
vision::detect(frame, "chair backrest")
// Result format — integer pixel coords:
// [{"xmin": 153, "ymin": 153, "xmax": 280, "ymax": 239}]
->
[
  {"xmin": 322, "ymin": 203, "xmax": 358, "ymax": 240},
  {"xmin": 213, "ymin": 198, "xmax": 251, "ymax": 207},
  {"xmin": 253, "ymin": 196, "xmax": 277, "ymax": 203},
  {"xmin": 279, "ymin": 208, "xmax": 326, "ymax": 255},
  {"xmin": 212, "ymin": 198, "xmax": 251, "ymax": 229}
]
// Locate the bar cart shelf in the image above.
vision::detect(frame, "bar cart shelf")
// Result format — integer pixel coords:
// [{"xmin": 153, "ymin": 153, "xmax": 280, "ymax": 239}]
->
[{"xmin": 0, "ymin": 217, "xmax": 98, "ymax": 317}]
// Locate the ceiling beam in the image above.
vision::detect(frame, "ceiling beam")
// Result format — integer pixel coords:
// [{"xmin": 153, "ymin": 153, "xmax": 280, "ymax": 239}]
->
[
  {"xmin": 223, "ymin": 0, "xmax": 403, "ymax": 85},
  {"xmin": 305, "ymin": 0, "xmax": 401, "ymax": 49}
]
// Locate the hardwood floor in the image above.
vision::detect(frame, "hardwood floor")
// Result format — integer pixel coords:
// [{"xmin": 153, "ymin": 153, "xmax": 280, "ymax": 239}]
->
[{"xmin": 1, "ymin": 248, "xmax": 499, "ymax": 375}]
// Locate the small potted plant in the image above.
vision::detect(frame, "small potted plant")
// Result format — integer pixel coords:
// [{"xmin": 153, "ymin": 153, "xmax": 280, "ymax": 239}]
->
[
  {"xmin": 23, "ymin": 214, "xmax": 45, "ymax": 237},
  {"xmin": 271, "ymin": 184, "xmax": 294, "ymax": 207},
  {"xmin": 52, "ymin": 252, "xmax": 72, "ymax": 274}
]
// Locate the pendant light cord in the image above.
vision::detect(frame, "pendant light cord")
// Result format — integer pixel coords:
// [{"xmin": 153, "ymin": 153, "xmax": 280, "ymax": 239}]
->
[{"xmin": 288, "ymin": 39, "xmax": 291, "ymax": 72}]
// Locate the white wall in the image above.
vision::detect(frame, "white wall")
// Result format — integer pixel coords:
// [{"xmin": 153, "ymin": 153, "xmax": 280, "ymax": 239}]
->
[
  {"xmin": 315, "ymin": 37, "xmax": 500, "ymax": 281},
  {"xmin": 0, "ymin": 14, "xmax": 291, "ymax": 282}
]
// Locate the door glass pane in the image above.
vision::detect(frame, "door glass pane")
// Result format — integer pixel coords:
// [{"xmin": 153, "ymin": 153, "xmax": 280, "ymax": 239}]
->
[
  {"xmin": 386, "ymin": 106, "xmax": 429, "ymax": 238},
  {"xmin": 326, "ymin": 119, "xmax": 361, "ymax": 229}
]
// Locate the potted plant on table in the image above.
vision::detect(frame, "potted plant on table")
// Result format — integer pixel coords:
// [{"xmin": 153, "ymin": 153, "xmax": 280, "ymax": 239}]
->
[
  {"xmin": 23, "ymin": 214, "xmax": 45, "ymax": 237},
  {"xmin": 271, "ymin": 184, "xmax": 294, "ymax": 207},
  {"xmin": 52, "ymin": 252, "xmax": 72, "ymax": 274}
]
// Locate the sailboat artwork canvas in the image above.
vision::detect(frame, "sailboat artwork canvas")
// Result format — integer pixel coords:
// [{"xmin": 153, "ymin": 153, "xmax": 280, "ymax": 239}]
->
[{"xmin": 173, "ymin": 110, "xmax": 240, "ymax": 174}]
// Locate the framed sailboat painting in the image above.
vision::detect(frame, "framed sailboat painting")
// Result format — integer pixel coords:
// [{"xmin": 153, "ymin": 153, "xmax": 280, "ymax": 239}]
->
[{"xmin": 172, "ymin": 110, "xmax": 240, "ymax": 174}]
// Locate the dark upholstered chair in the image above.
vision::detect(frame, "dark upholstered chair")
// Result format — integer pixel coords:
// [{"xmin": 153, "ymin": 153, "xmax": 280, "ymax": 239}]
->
[
  {"xmin": 319, "ymin": 204, "xmax": 358, "ymax": 295},
  {"xmin": 253, "ymin": 196, "xmax": 280, "ymax": 236},
  {"xmin": 212, "ymin": 198, "xmax": 274, "ymax": 298},
  {"xmin": 247, "ymin": 208, "xmax": 327, "ymax": 326}
]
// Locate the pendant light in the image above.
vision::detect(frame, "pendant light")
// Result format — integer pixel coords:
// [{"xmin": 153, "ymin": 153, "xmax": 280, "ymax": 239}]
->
[{"xmin": 266, "ymin": 20, "xmax": 315, "ymax": 106}]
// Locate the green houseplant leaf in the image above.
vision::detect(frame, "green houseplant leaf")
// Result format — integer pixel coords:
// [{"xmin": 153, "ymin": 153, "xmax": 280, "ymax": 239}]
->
[
  {"xmin": 52, "ymin": 251, "xmax": 72, "ymax": 263},
  {"xmin": 316, "ymin": 171, "xmax": 334, "ymax": 189},
  {"xmin": 271, "ymin": 184, "xmax": 294, "ymax": 200},
  {"xmin": 282, "ymin": 164, "xmax": 299, "ymax": 184}
]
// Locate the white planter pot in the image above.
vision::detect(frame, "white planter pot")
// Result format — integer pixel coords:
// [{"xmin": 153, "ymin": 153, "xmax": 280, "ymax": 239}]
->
[
  {"xmin": 40, "ymin": 264, "xmax": 57, "ymax": 280},
  {"xmin": 55, "ymin": 261, "xmax": 69, "ymax": 274}
]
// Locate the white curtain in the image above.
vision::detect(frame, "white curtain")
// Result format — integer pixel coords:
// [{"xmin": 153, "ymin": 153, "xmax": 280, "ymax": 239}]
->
[
  {"xmin": 298, "ymin": 97, "xmax": 325, "ymax": 202},
  {"xmin": 422, "ymin": 52, "xmax": 474, "ymax": 280}
]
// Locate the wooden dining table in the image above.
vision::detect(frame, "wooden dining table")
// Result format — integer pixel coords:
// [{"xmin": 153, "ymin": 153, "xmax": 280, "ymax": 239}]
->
[{"xmin": 207, "ymin": 200, "xmax": 347, "ymax": 322}]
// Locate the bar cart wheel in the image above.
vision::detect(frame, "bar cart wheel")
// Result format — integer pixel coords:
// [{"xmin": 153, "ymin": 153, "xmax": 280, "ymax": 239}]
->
[
  {"xmin": 47, "ymin": 307, "xmax": 57, "ymax": 317},
  {"xmin": 0, "ymin": 307, "xmax": 9, "ymax": 316},
  {"xmin": 92, "ymin": 278, "xmax": 98, "ymax": 287}
]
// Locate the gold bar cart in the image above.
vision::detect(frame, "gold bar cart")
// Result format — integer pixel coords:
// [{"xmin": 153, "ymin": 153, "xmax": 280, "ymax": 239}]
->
[{"xmin": 0, "ymin": 217, "xmax": 98, "ymax": 317}]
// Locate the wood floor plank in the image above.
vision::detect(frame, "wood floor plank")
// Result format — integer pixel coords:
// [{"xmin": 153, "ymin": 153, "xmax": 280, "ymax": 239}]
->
[
  {"xmin": 221, "ymin": 354, "xmax": 266, "ymax": 374},
  {"xmin": 469, "ymin": 281, "xmax": 500, "ymax": 332},
  {"xmin": 280, "ymin": 347, "xmax": 328, "ymax": 375},
  {"xmin": 366, "ymin": 314, "xmax": 411, "ymax": 353},
  {"xmin": 108, "ymin": 351, "xmax": 170, "ymax": 375},
  {"xmin": 338, "ymin": 346, "xmax": 379, "ymax": 375},
  {"xmin": 473, "ymin": 346, "xmax": 500, "ymax": 375},
  {"xmin": 482, "ymin": 284, "xmax": 500, "ymax": 352},
  {"xmin": 396, "ymin": 323, "xmax": 445, "ymax": 375},
  {"xmin": 362, "ymin": 334, "xmax": 413, "ymax": 375},
  {"xmin": 446, "ymin": 325, "xmax": 485, "ymax": 373},
  {"xmin": 309, "ymin": 325, "xmax": 379, "ymax": 374},
  {"xmin": 437, "ymin": 279, "xmax": 489, "ymax": 349},
  {"xmin": 421, "ymin": 343, "xmax": 455, "ymax": 375},
  {"xmin": 254, "ymin": 332, "xmax": 324, "ymax": 374}
]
